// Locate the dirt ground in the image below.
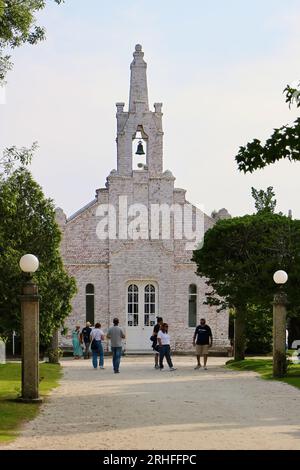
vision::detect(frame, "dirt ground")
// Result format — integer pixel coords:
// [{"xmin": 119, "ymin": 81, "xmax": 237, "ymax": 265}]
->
[{"xmin": 2, "ymin": 356, "xmax": 300, "ymax": 450}]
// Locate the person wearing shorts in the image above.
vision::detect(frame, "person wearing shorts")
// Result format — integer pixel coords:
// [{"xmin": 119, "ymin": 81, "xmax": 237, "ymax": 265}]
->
[{"xmin": 193, "ymin": 318, "xmax": 213, "ymax": 370}]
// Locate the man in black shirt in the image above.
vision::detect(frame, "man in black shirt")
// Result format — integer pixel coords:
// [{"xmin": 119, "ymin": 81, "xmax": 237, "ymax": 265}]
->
[
  {"xmin": 193, "ymin": 318, "xmax": 213, "ymax": 370},
  {"xmin": 81, "ymin": 322, "xmax": 92, "ymax": 359},
  {"xmin": 152, "ymin": 317, "xmax": 163, "ymax": 369}
]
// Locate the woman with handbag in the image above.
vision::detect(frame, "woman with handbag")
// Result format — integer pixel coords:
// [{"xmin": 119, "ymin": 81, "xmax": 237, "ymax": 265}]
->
[{"xmin": 90, "ymin": 323, "xmax": 105, "ymax": 369}]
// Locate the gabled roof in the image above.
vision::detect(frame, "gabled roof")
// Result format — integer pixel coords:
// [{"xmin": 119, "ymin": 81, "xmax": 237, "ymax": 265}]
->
[{"xmin": 67, "ymin": 198, "xmax": 97, "ymax": 223}]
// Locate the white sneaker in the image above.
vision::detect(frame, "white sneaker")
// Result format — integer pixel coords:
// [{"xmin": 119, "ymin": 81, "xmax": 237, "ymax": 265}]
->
[
  {"xmin": 194, "ymin": 365, "xmax": 201, "ymax": 370},
  {"xmin": 204, "ymin": 367, "xmax": 208, "ymax": 370},
  {"xmin": 169, "ymin": 367, "xmax": 177, "ymax": 371}
]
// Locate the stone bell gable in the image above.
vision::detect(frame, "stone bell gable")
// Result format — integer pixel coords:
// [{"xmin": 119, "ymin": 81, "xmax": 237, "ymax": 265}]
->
[{"xmin": 116, "ymin": 44, "xmax": 163, "ymax": 176}]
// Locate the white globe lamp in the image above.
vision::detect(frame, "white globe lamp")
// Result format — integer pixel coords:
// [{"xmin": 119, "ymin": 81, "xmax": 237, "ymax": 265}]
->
[
  {"xmin": 19, "ymin": 254, "xmax": 39, "ymax": 273},
  {"xmin": 273, "ymin": 270, "xmax": 288, "ymax": 285}
]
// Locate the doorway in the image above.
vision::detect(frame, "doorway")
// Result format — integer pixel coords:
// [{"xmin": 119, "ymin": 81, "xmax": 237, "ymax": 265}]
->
[{"xmin": 126, "ymin": 281, "xmax": 158, "ymax": 350}]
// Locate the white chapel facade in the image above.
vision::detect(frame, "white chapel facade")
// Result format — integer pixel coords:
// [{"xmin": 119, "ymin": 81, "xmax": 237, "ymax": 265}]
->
[{"xmin": 56, "ymin": 45, "xmax": 230, "ymax": 352}]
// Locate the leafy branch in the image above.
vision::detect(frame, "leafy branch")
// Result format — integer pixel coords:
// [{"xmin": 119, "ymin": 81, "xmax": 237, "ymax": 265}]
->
[
  {"xmin": 0, "ymin": 0, "xmax": 64, "ymax": 84},
  {"xmin": 236, "ymin": 83, "xmax": 300, "ymax": 173},
  {"xmin": 0, "ymin": 142, "xmax": 38, "ymax": 174}
]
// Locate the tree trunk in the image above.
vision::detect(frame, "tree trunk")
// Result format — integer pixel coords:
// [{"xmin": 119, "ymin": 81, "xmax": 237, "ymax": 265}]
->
[
  {"xmin": 234, "ymin": 306, "xmax": 246, "ymax": 361},
  {"xmin": 48, "ymin": 329, "xmax": 60, "ymax": 364}
]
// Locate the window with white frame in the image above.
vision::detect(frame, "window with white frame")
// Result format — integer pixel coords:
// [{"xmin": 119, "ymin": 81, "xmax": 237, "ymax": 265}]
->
[
  {"xmin": 144, "ymin": 284, "xmax": 156, "ymax": 327},
  {"xmin": 127, "ymin": 284, "xmax": 139, "ymax": 326}
]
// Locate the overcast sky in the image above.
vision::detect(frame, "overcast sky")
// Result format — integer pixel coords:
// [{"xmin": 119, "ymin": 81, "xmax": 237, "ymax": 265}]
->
[{"xmin": 1, "ymin": 0, "xmax": 300, "ymax": 218}]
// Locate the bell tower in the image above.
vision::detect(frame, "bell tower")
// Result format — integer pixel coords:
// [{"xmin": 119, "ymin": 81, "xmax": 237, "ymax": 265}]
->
[{"xmin": 116, "ymin": 45, "xmax": 164, "ymax": 176}]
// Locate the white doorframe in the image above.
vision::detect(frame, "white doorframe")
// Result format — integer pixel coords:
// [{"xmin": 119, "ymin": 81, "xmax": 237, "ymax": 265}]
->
[{"xmin": 125, "ymin": 281, "xmax": 159, "ymax": 351}]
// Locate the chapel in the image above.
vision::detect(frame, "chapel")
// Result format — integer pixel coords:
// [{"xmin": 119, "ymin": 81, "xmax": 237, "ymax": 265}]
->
[{"xmin": 56, "ymin": 45, "xmax": 230, "ymax": 352}]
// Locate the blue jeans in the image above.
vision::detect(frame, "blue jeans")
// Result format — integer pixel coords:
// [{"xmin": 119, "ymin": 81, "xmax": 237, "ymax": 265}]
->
[
  {"xmin": 159, "ymin": 345, "xmax": 173, "ymax": 369},
  {"xmin": 92, "ymin": 341, "xmax": 104, "ymax": 368},
  {"xmin": 111, "ymin": 346, "xmax": 122, "ymax": 372}
]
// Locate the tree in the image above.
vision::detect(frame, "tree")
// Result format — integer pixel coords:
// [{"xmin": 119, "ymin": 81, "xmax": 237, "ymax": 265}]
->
[
  {"xmin": 229, "ymin": 305, "xmax": 273, "ymax": 355},
  {"xmin": 251, "ymin": 186, "xmax": 276, "ymax": 214},
  {"xmin": 236, "ymin": 83, "xmax": 300, "ymax": 173},
  {"xmin": 0, "ymin": 0, "xmax": 64, "ymax": 84},
  {"xmin": 0, "ymin": 167, "xmax": 76, "ymax": 348},
  {"xmin": 192, "ymin": 213, "xmax": 300, "ymax": 360}
]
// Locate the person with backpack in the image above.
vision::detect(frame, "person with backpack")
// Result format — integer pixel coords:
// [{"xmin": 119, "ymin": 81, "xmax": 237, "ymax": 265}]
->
[{"xmin": 81, "ymin": 321, "xmax": 92, "ymax": 359}]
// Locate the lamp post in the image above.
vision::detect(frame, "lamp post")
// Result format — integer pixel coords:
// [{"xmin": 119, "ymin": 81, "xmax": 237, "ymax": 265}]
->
[
  {"xmin": 19, "ymin": 254, "xmax": 41, "ymax": 402},
  {"xmin": 273, "ymin": 270, "xmax": 288, "ymax": 378}
]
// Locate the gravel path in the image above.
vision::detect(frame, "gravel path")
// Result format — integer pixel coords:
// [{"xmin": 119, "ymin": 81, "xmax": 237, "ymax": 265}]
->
[{"xmin": 2, "ymin": 356, "xmax": 300, "ymax": 450}]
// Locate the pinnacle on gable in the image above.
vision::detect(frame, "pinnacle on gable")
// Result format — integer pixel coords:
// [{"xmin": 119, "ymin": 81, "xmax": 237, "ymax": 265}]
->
[{"xmin": 129, "ymin": 44, "xmax": 149, "ymax": 112}]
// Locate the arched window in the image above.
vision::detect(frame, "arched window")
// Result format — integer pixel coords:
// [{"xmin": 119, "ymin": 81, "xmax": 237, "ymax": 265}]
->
[
  {"xmin": 188, "ymin": 284, "xmax": 197, "ymax": 327},
  {"xmin": 128, "ymin": 284, "xmax": 139, "ymax": 326},
  {"xmin": 86, "ymin": 284, "xmax": 95, "ymax": 324},
  {"xmin": 144, "ymin": 284, "xmax": 156, "ymax": 327}
]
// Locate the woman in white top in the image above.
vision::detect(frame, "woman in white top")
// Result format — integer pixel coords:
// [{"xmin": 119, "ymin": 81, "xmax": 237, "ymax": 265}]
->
[
  {"xmin": 157, "ymin": 323, "xmax": 176, "ymax": 371},
  {"xmin": 90, "ymin": 323, "xmax": 105, "ymax": 369}
]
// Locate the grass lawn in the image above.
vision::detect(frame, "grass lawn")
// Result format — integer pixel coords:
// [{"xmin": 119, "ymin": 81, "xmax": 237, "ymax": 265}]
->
[
  {"xmin": 227, "ymin": 359, "xmax": 300, "ymax": 390},
  {"xmin": 0, "ymin": 363, "xmax": 61, "ymax": 444}
]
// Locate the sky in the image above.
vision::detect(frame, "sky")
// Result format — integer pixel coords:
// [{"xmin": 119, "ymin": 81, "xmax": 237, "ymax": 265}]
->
[{"xmin": 1, "ymin": 0, "xmax": 300, "ymax": 218}]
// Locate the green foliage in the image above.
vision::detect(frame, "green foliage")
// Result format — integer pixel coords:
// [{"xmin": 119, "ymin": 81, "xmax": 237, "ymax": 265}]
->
[
  {"xmin": 236, "ymin": 83, "xmax": 300, "ymax": 173},
  {"xmin": 236, "ymin": 118, "xmax": 300, "ymax": 173},
  {"xmin": 229, "ymin": 306, "xmax": 273, "ymax": 354},
  {"xmin": 245, "ymin": 305, "xmax": 273, "ymax": 354},
  {"xmin": 193, "ymin": 209, "xmax": 300, "ymax": 359},
  {"xmin": 0, "ymin": 167, "xmax": 76, "ymax": 347},
  {"xmin": 0, "ymin": 0, "xmax": 64, "ymax": 83},
  {"xmin": 192, "ymin": 212, "xmax": 300, "ymax": 312},
  {"xmin": 251, "ymin": 186, "xmax": 276, "ymax": 214}
]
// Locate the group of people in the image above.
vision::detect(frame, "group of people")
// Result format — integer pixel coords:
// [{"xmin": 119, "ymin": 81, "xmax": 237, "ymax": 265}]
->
[
  {"xmin": 72, "ymin": 317, "xmax": 125, "ymax": 373},
  {"xmin": 72, "ymin": 316, "xmax": 213, "ymax": 373},
  {"xmin": 151, "ymin": 317, "xmax": 213, "ymax": 371}
]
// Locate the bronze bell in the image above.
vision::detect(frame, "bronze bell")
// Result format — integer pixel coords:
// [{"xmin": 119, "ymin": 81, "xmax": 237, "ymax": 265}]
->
[{"xmin": 135, "ymin": 140, "xmax": 145, "ymax": 155}]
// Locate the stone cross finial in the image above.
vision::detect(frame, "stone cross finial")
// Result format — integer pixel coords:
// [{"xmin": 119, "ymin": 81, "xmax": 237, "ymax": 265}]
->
[{"xmin": 129, "ymin": 44, "xmax": 149, "ymax": 112}]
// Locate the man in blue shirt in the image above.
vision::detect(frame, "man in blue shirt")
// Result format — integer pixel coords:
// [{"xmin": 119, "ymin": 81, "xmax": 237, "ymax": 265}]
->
[{"xmin": 193, "ymin": 318, "xmax": 213, "ymax": 370}]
